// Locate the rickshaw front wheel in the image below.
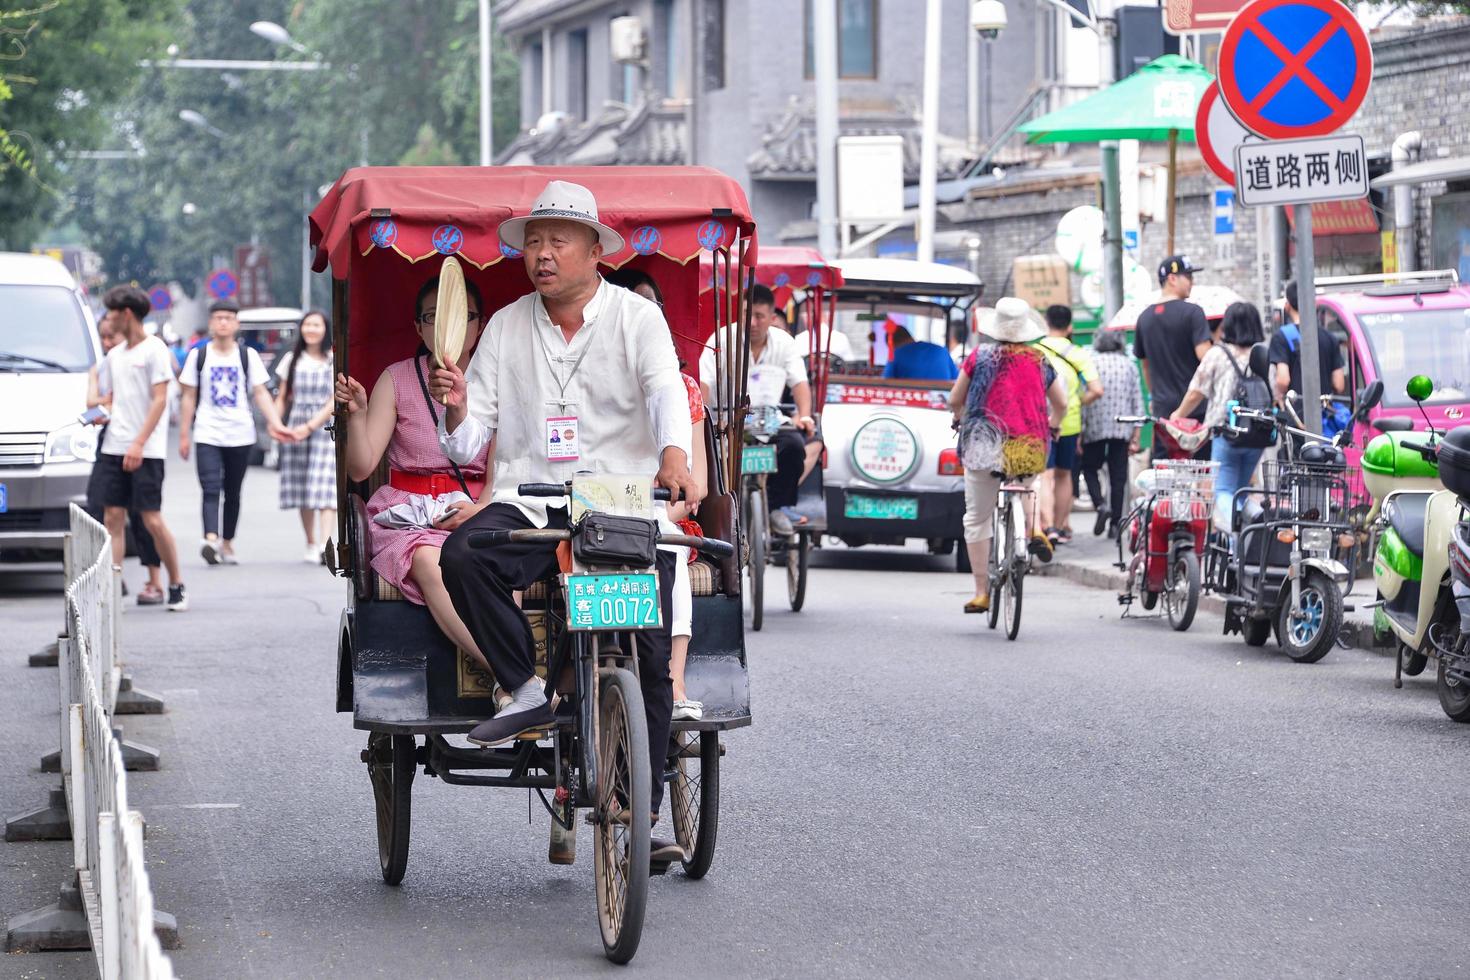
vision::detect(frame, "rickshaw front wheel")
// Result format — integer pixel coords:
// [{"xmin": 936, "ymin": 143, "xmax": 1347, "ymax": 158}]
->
[
  {"xmin": 367, "ymin": 732, "xmax": 415, "ymax": 886},
  {"xmin": 595, "ymin": 666, "xmax": 651, "ymax": 964},
  {"xmin": 670, "ymin": 731, "xmax": 721, "ymax": 879}
]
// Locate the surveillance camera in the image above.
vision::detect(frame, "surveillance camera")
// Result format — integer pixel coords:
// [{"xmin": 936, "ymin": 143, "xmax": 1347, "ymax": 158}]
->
[{"xmin": 971, "ymin": 0, "xmax": 1007, "ymax": 38}]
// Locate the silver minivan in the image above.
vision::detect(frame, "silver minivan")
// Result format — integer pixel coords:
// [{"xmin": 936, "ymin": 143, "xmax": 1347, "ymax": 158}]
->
[{"xmin": 0, "ymin": 252, "xmax": 102, "ymax": 559}]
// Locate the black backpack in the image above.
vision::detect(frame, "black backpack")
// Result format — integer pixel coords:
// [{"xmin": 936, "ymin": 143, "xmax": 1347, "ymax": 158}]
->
[{"xmin": 1222, "ymin": 344, "xmax": 1276, "ymax": 448}]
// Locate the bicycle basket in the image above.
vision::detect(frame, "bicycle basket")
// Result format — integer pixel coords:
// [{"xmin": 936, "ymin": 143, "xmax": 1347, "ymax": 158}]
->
[
  {"xmin": 1260, "ymin": 460, "xmax": 1351, "ymax": 525},
  {"xmin": 744, "ymin": 405, "xmax": 784, "ymax": 438},
  {"xmin": 1148, "ymin": 460, "xmax": 1216, "ymax": 522}
]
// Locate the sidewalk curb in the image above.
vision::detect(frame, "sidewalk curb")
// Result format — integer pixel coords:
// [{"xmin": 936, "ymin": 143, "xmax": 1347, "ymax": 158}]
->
[{"xmin": 1035, "ymin": 554, "xmax": 1393, "ymax": 653}]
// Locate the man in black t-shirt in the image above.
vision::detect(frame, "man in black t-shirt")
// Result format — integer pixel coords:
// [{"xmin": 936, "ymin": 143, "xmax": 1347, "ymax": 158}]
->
[
  {"xmin": 1269, "ymin": 279, "xmax": 1345, "ymax": 406},
  {"xmin": 1133, "ymin": 255, "xmax": 1212, "ymax": 455}
]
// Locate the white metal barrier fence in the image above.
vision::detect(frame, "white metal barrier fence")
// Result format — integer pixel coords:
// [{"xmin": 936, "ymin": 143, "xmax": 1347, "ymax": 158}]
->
[{"xmin": 55, "ymin": 504, "xmax": 177, "ymax": 978}]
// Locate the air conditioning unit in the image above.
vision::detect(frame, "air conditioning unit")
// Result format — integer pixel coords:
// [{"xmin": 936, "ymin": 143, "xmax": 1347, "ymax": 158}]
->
[{"xmin": 610, "ymin": 16, "xmax": 647, "ymax": 65}]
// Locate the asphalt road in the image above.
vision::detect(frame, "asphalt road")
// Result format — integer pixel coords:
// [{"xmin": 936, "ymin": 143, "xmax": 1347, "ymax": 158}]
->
[{"xmin": 4, "ymin": 456, "xmax": 1469, "ymax": 978}]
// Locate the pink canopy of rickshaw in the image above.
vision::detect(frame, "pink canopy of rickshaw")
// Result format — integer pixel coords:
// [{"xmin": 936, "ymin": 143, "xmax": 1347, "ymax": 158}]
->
[{"xmin": 307, "ymin": 165, "xmax": 758, "ymax": 387}]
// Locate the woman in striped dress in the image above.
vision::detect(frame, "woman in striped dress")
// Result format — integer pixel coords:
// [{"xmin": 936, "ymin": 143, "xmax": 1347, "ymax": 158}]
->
[{"xmin": 275, "ymin": 312, "xmax": 338, "ymax": 563}]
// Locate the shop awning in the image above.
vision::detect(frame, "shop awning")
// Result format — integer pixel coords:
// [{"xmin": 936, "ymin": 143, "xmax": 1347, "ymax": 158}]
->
[
  {"xmin": 1370, "ymin": 156, "xmax": 1470, "ymax": 189},
  {"xmin": 1285, "ymin": 199, "xmax": 1381, "ymax": 236}
]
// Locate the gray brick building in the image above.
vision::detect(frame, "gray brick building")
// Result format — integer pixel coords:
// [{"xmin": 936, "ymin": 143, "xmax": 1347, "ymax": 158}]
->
[{"xmin": 492, "ymin": 0, "xmax": 1078, "ymax": 233}]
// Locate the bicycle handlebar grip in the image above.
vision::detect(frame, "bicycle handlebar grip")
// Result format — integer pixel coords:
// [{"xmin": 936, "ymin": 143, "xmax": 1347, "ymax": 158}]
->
[
  {"xmin": 467, "ymin": 529, "xmax": 513, "ymax": 549},
  {"xmin": 661, "ymin": 533, "xmax": 736, "ymax": 558},
  {"xmin": 518, "ymin": 483, "xmax": 569, "ymax": 497}
]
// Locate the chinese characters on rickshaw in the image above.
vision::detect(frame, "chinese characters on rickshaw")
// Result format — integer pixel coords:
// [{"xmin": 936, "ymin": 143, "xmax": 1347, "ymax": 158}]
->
[{"xmin": 310, "ymin": 166, "xmax": 756, "ymax": 963}]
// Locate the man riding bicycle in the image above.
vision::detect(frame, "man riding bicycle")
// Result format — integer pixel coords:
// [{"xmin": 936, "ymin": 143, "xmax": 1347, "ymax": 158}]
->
[{"xmin": 699, "ymin": 283, "xmax": 819, "ymax": 535}]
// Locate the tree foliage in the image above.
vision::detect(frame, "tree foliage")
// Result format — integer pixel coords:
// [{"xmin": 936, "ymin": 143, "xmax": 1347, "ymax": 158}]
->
[
  {"xmin": 0, "ymin": 0, "xmax": 181, "ymax": 250},
  {"xmin": 35, "ymin": 0, "xmax": 518, "ymax": 308}
]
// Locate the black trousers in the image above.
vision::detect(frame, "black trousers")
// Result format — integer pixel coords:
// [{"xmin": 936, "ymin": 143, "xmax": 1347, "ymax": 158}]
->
[
  {"xmin": 1081, "ymin": 438, "xmax": 1130, "ymax": 528},
  {"xmin": 440, "ymin": 503, "xmax": 677, "ymax": 809},
  {"xmin": 768, "ymin": 428, "xmax": 808, "ymax": 510},
  {"xmin": 196, "ymin": 443, "xmax": 252, "ymax": 539}
]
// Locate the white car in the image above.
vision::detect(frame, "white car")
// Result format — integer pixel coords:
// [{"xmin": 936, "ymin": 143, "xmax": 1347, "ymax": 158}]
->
[{"xmin": 819, "ymin": 259, "xmax": 983, "ymax": 571}]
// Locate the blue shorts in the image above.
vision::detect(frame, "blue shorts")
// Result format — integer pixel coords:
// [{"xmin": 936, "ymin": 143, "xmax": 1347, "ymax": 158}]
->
[{"xmin": 1047, "ymin": 434, "xmax": 1079, "ymax": 471}]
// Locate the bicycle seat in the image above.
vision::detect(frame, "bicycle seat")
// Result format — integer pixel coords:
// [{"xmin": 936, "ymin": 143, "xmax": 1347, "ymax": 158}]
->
[{"xmin": 1383, "ymin": 492, "xmax": 1432, "ymax": 559}]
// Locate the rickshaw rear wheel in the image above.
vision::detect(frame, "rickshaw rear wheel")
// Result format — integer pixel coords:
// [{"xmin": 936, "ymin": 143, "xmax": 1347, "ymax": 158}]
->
[
  {"xmin": 745, "ymin": 488, "xmax": 766, "ymax": 631},
  {"xmin": 787, "ymin": 530, "xmax": 809, "ymax": 611},
  {"xmin": 670, "ymin": 731, "xmax": 721, "ymax": 879},
  {"xmin": 367, "ymin": 732, "xmax": 414, "ymax": 886},
  {"xmin": 595, "ymin": 667, "xmax": 651, "ymax": 964}
]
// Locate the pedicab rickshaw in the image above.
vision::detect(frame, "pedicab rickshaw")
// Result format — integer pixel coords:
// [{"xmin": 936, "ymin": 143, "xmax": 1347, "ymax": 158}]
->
[
  {"xmin": 309, "ymin": 165, "xmax": 757, "ymax": 963},
  {"xmin": 698, "ymin": 247, "xmax": 841, "ymax": 627}
]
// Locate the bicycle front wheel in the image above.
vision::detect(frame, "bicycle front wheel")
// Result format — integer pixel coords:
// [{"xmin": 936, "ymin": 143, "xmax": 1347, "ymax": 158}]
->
[
  {"xmin": 1004, "ymin": 560, "xmax": 1024, "ymax": 640},
  {"xmin": 594, "ymin": 667, "xmax": 651, "ymax": 964}
]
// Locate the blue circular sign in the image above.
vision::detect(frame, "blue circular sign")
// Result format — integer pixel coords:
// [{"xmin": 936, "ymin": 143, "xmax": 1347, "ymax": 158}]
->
[
  {"xmin": 369, "ymin": 219, "xmax": 398, "ymax": 248},
  {"xmin": 807, "ymin": 270, "xmax": 824, "ymax": 287},
  {"xmin": 148, "ymin": 285, "xmax": 172, "ymax": 312},
  {"xmin": 207, "ymin": 269, "xmax": 237, "ymax": 300},
  {"xmin": 498, "ymin": 241, "xmax": 522, "ymax": 259},
  {"xmin": 630, "ymin": 226, "xmax": 662, "ymax": 256},
  {"xmin": 431, "ymin": 224, "xmax": 464, "ymax": 255},
  {"xmin": 697, "ymin": 221, "xmax": 727, "ymax": 251},
  {"xmin": 773, "ymin": 272, "xmax": 791, "ymax": 288}
]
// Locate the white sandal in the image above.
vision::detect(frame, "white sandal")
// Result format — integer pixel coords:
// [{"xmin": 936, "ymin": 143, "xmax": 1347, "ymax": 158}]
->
[{"xmin": 672, "ymin": 698, "xmax": 703, "ymax": 721}]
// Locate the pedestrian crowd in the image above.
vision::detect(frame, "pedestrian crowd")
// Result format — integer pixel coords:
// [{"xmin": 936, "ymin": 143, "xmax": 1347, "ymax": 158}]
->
[
  {"xmin": 83, "ymin": 285, "xmax": 340, "ymax": 611},
  {"xmin": 950, "ymin": 252, "xmax": 1345, "ymax": 614}
]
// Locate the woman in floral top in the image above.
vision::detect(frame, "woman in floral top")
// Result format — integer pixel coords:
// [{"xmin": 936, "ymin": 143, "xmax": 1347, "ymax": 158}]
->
[
  {"xmin": 949, "ymin": 298, "xmax": 1069, "ymax": 614},
  {"xmin": 1079, "ymin": 329, "xmax": 1143, "ymax": 539},
  {"xmin": 1170, "ymin": 301, "xmax": 1267, "ymax": 530}
]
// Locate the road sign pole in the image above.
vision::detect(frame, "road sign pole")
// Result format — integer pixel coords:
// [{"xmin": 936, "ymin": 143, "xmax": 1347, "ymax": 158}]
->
[{"xmin": 1293, "ymin": 203, "xmax": 1323, "ymax": 435}]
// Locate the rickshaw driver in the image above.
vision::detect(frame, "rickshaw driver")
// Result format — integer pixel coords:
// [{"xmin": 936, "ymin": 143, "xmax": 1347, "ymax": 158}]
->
[
  {"xmin": 429, "ymin": 181, "xmax": 699, "ymax": 816},
  {"xmin": 699, "ymin": 283, "xmax": 820, "ymax": 535}
]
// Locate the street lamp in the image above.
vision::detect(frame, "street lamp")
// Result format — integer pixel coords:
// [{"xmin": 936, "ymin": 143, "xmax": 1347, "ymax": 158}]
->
[
  {"xmin": 249, "ymin": 20, "xmax": 310, "ymax": 55},
  {"xmin": 178, "ymin": 109, "xmax": 226, "ymax": 139}
]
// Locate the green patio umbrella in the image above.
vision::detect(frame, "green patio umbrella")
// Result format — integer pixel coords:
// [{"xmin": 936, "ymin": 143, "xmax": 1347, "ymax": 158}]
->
[{"xmin": 1019, "ymin": 54, "xmax": 1213, "ymax": 252}]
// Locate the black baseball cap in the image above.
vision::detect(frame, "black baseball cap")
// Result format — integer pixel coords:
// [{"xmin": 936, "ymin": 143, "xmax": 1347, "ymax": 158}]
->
[
  {"xmin": 208, "ymin": 298, "xmax": 240, "ymax": 314},
  {"xmin": 1157, "ymin": 254, "xmax": 1203, "ymax": 284}
]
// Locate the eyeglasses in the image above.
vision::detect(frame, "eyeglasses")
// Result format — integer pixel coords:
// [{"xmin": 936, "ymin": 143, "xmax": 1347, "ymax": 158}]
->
[{"xmin": 415, "ymin": 311, "xmax": 482, "ymax": 326}]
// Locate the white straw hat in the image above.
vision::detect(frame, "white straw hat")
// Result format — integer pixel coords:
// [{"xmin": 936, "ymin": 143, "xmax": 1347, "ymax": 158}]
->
[
  {"xmin": 497, "ymin": 180, "xmax": 625, "ymax": 255},
  {"xmin": 976, "ymin": 297, "xmax": 1046, "ymax": 343}
]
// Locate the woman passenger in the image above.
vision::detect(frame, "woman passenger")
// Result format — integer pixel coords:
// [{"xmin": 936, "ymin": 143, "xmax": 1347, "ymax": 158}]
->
[
  {"xmin": 604, "ymin": 267, "xmax": 709, "ymax": 720},
  {"xmin": 333, "ymin": 278, "xmax": 495, "ymax": 671}
]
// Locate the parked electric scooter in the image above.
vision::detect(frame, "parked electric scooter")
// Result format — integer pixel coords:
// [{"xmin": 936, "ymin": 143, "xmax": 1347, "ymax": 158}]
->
[
  {"xmin": 1364, "ymin": 376, "xmax": 1470, "ymax": 721},
  {"xmin": 1209, "ymin": 350, "xmax": 1383, "ymax": 663}
]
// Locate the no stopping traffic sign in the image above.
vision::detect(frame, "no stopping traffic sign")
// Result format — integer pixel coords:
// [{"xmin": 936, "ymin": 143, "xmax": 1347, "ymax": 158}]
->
[{"xmin": 1218, "ymin": 0, "xmax": 1372, "ymax": 140}]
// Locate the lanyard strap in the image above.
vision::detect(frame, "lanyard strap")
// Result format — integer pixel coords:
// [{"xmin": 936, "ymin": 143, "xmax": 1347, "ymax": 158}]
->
[{"xmin": 534, "ymin": 313, "xmax": 597, "ymax": 408}]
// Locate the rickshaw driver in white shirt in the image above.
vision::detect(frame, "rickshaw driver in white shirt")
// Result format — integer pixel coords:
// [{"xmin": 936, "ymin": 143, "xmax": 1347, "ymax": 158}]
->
[
  {"xmin": 699, "ymin": 283, "xmax": 820, "ymax": 535},
  {"xmin": 430, "ymin": 181, "xmax": 699, "ymax": 823}
]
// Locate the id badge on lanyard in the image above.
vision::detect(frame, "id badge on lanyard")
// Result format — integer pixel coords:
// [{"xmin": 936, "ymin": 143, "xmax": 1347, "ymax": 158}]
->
[{"xmin": 546, "ymin": 415, "xmax": 580, "ymax": 461}]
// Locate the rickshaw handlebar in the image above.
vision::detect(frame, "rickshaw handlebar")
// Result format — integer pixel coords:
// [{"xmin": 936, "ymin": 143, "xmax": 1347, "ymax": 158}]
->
[
  {"xmin": 464, "ymin": 525, "xmax": 737, "ymax": 559},
  {"xmin": 518, "ymin": 482, "xmax": 682, "ymax": 502}
]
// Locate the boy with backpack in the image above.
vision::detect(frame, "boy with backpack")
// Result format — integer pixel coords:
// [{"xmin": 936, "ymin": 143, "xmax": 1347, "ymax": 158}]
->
[
  {"xmin": 1168, "ymin": 301, "xmax": 1275, "ymax": 531},
  {"xmin": 178, "ymin": 300, "xmax": 293, "ymax": 565}
]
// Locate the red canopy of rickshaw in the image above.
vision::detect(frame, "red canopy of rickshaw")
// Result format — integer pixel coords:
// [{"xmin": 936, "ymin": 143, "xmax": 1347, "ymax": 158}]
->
[
  {"xmin": 697, "ymin": 245, "xmax": 841, "ymax": 305},
  {"xmin": 307, "ymin": 166, "xmax": 757, "ymax": 387},
  {"xmin": 310, "ymin": 165, "xmax": 757, "ymax": 276}
]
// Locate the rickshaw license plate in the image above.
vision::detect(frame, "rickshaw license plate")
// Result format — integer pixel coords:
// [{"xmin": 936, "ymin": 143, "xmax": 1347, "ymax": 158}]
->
[
  {"xmin": 565, "ymin": 573, "xmax": 662, "ymax": 632},
  {"xmin": 742, "ymin": 445, "xmax": 778, "ymax": 474},
  {"xmin": 845, "ymin": 493, "xmax": 918, "ymax": 520}
]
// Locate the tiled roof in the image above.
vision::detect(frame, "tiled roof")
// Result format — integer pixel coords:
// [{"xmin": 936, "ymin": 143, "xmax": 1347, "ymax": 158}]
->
[
  {"xmin": 495, "ymin": 100, "xmax": 688, "ymax": 167},
  {"xmin": 746, "ymin": 97, "xmax": 972, "ymax": 181}
]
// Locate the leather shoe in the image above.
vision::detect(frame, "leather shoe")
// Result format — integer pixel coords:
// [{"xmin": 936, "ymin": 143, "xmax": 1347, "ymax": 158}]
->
[
  {"xmin": 467, "ymin": 701, "xmax": 554, "ymax": 747},
  {"xmin": 650, "ymin": 837, "xmax": 684, "ymax": 864}
]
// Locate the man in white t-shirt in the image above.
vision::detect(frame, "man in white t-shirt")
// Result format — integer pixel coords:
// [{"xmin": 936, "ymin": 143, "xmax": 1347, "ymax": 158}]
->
[
  {"xmin": 178, "ymin": 299, "xmax": 291, "ymax": 565},
  {"xmin": 699, "ymin": 283, "xmax": 819, "ymax": 535},
  {"xmin": 95, "ymin": 286, "xmax": 187, "ymax": 611}
]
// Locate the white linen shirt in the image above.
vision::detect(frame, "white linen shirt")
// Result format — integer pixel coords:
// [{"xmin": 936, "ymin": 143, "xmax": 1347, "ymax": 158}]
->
[
  {"xmin": 699, "ymin": 325, "xmax": 809, "ymax": 409},
  {"xmin": 439, "ymin": 279, "xmax": 690, "ymax": 527}
]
